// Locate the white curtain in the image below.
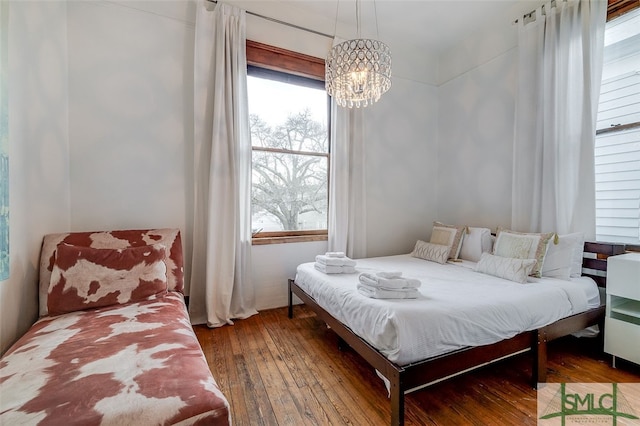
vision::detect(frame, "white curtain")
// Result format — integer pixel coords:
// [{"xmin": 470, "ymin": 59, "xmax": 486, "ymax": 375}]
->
[
  {"xmin": 190, "ymin": 0, "xmax": 256, "ymax": 327},
  {"xmin": 512, "ymin": 0, "xmax": 606, "ymax": 238},
  {"xmin": 328, "ymin": 99, "xmax": 367, "ymax": 259}
]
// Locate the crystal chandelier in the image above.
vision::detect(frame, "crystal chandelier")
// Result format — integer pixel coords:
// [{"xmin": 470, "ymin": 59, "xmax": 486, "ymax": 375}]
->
[{"xmin": 325, "ymin": 0, "xmax": 392, "ymax": 108}]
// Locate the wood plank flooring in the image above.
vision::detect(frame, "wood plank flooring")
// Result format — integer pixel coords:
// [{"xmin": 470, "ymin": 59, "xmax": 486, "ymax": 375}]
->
[{"xmin": 194, "ymin": 305, "xmax": 640, "ymax": 426}]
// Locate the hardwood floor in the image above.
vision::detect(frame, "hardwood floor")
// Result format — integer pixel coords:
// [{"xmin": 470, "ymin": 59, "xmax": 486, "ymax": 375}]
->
[{"xmin": 194, "ymin": 305, "xmax": 640, "ymax": 426}]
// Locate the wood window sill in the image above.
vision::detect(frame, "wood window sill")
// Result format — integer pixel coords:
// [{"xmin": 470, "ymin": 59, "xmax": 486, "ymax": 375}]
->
[{"xmin": 252, "ymin": 234, "xmax": 328, "ymax": 245}]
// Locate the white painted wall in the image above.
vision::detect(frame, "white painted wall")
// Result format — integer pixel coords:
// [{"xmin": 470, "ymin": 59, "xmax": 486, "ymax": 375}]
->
[
  {"xmin": 435, "ymin": 2, "xmax": 536, "ymax": 233},
  {"xmin": 436, "ymin": 24, "xmax": 519, "ymax": 230},
  {"xmin": 66, "ymin": 0, "xmax": 196, "ymax": 289},
  {"xmin": 365, "ymin": 76, "xmax": 439, "ymax": 257},
  {"xmin": 1, "ymin": 1, "xmax": 71, "ymax": 355}
]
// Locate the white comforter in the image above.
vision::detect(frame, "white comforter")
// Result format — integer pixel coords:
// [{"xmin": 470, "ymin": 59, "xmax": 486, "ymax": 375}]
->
[{"xmin": 295, "ymin": 254, "xmax": 598, "ymax": 366}]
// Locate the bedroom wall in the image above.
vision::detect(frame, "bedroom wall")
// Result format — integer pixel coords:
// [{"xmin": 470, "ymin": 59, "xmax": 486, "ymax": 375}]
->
[
  {"xmin": 63, "ymin": 0, "xmax": 439, "ymax": 311},
  {"xmin": 1, "ymin": 1, "xmax": 71, "ymax": 355},
  {"xmin": 436, "ymin": 18, "xmax": 519, "ymax": 231},
  {"xmin": 66, "ymin": 0, "xmax": 195, "ymax": 272}
]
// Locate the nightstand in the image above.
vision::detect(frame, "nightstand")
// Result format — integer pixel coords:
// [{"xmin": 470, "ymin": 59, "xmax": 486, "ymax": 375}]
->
[{"xmin": 604, "ymin": 252, "xmax": 640, "ymax": 367}]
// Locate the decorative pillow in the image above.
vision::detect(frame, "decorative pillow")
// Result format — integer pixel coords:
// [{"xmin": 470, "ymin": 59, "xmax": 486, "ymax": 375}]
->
[
  {"xmin": 47, "ymin": 243, "xmax": 168, "ymax": 316},
  {"xmin": 542, "ymin": 233, "xmax": 585, "ymax": 280},
  {"xmin": 430, "ymin": 222, "xmax": 465, "ymax": 260},
  {"xmin": 411, "ymin": 240, "xmax": 451, "ymax": 264},
  {"xmin": 475, "ymin": 252, "xmax": 537, "ymax": 284},
  {"xmin": 458, "ymin": 227, "xmax": 493, "ymax": 262},
  {"xmin": 39, "ymin": 228, "xmax": 183, "ymax": 317},
  {"xmin": 493, "ymin": 228, "xmax": 553, "ymax": 278}
]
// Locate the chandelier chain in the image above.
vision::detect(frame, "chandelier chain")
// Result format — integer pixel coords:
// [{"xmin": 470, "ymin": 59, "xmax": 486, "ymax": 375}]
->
[{"xmin": 356, "ymin": 0, "xmax": 361, "ymax": 38}]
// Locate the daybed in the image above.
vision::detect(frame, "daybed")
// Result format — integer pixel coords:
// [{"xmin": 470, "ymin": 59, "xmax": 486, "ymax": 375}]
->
[
  {"xmin": 0, "ymin": 228, "xmax": 230, "ymax": 425},
  {"xmin": 288, "ymin": 226, "xmax": 625, "ymax": 426}
]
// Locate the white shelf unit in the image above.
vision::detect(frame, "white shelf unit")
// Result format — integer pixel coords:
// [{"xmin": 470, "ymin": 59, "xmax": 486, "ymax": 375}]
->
[{"xmin": 604, "ymin": 252, "xmax": 640, "ymax": 367}]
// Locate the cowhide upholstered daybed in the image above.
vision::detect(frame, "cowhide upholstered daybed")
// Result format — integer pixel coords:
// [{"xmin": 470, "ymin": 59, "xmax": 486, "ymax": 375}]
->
[{"xmin": 0, "ymin": 229, "xmax": 230, "ymax": 425}]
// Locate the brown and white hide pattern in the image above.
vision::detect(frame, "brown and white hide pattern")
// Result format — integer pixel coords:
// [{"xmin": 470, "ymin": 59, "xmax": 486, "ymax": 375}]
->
[
  {"xmin": 39, "ymin": 229, "xmax": 185, "ymax": 317},
  {"xmin": 0, "ymin": 292, "xmax": 230, "ymax": 425},
  {"xmin": 48, "ymin": 243, "xmax": 168, "ymax": 316}
]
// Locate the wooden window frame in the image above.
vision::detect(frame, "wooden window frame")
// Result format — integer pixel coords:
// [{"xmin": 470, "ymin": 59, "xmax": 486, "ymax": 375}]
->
[
  {"xmin": 247, "ymin": 41, "xmax": 330, "ymax": 245},
  {"xmin": 607, "ymin": 0, "xmax": 640, "ymax": 21}
]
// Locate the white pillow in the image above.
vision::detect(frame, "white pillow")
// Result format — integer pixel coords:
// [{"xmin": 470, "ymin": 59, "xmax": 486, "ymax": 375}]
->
[
  {"xmin": 412, "ymin": 240, "xmax": 450, "ymax": 264},
  {"xmin": 475, "ymin": 253, "xmax": 537, "ymax": 284},
  {"xmin": 569, "ymin": 233, "xmax": 585, "ymax": 278},
  {"xmin": 458, "ymin": 227, "xmax": 493, "ymax": 262},
  {"xmin": 542, "ymin": 232, "xmax": 584, "ymax": 280},
  {"xmin": 493, "ymin": 228, "xmax": 553, "ymax": 278}
]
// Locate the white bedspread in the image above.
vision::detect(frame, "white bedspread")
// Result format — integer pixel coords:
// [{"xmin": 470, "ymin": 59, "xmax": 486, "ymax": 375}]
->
[{"xmin": 294, "ymin": 254, "xmax": 598, "ymax": 366}]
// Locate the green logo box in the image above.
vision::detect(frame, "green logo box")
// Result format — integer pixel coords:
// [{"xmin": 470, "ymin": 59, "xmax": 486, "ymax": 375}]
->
[{"xmin": 538, "ymin": 383, "xmax": 640, "ymax": 425}]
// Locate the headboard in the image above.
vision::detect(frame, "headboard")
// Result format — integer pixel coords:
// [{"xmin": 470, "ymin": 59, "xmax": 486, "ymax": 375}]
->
[{"xmin": 581, "ymin": 241, "xmax": 626, "ymax": 287}]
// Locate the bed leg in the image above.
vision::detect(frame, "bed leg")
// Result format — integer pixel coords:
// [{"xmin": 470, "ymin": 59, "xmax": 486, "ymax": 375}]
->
[
  {"xmin": 337, "ymin": 336, "xmax": 348, "ymax": 351},
  {"xmin": 533, "ymin": 330, "xmax": 548, "ymax": 388},
  {"xmin": 288, "ymin": 279, "xmax": 294, "ymax": 319},
  {"xmin": 390, "ymin": 372, "xmax": 404, "ymax": 426},
  {"xmin": 598, "ymin": 316, "xmax": 606, "ymax": 352}
]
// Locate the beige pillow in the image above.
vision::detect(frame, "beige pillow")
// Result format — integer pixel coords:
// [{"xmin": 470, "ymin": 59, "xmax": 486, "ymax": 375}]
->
[
  {"xmin": 493, "ymin": 228, "xmax": 553, "ymax": 278},
  {"xmin": 475, "ymin": 252, "xmax": 537, "ymax": 284},
  {"xmin": 411, "ymin": 240, "xmax": 451, "ymax": 264},
  {"xmin": 430, "ymin": 222, "xmax": 465, "ymax": 260}
]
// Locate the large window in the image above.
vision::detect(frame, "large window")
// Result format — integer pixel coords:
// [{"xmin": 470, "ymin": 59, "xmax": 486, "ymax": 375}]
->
[
  {"xmin": 595, "ymin": 6, "xmax": 640, "ymax": 244},
  {"xmin": 246, "ymin": 42, "xmax": 329, "ymax": 244}
]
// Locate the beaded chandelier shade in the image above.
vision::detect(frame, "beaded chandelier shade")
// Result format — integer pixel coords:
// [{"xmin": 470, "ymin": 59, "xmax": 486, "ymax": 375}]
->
[{"xmin": 325, "ymin": 1, "xmax": 392, "ymax": 108}]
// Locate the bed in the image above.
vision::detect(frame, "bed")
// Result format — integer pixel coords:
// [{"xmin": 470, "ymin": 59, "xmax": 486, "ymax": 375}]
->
[{"xmin": 288, "ymin": 238, "xmax": 625, "ymax": 426}]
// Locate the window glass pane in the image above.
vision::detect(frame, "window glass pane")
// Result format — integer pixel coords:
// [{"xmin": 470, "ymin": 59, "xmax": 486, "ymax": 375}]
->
[
  {"xmin": 252, "ymin": 151, "xmax": 328, "ymax": 232},
  {"xmin": 248, "ymin": 76, "xmax": 328, "ymax": 153},
  {"xmin": 247, "ymin": 73, "xmax": 329, "ymax": 233},
  {"xmin": 595, "ymin": 8, "xmax": 640, "ymax": 244},
  {"xmin": 597, "ymin": 8, "xmax": 640, "ymax": 130}
]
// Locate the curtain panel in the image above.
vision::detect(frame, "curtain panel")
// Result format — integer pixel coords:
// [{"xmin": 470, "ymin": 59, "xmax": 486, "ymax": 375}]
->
[
  {"xmin": 328, "ymin": 100, "xmax": 367, "ymax": 259},
  {"xmin": 190, "ymin": 0, "xmax": 257, "ymax": 327},
  {"xmin": 512, "ymin": 0, "xmax": 606, "ymax": 238}
]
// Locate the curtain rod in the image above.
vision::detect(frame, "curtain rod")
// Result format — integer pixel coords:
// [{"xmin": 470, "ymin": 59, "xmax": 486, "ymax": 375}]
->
[
  {"xmin": 206, "ymin": 0, "xmax": 334, "ymax": 39},
  {"xmin": 513, "ymin": 0, "xmax": 558, "ymax": 24}
]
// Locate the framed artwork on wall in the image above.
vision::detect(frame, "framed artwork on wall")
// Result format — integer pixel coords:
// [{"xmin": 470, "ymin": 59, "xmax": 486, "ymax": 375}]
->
[{"xmin": 0, "ymin": 0, "xmax": 8, "ymax": 281}]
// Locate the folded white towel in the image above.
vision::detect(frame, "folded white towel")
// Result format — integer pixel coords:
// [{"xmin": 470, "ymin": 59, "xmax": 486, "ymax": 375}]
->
[
  {"xmin": 325, "ymin": 251, "xmax": 345, "ymax": 258},
  {"xmin": 376, "ymin": 271, "xmax": 403, "ymax": 279},
  {"xmin": 357, "ymin": 283, "xmax": 420, "ymax": 299},
  {"xmin": 359, "ymin": 273, "xmax": 421, "ymax": 289},
  {"xmin": 316, "ymin": 255, "xmax": 357, "ymax": 267},
  {"xmin": 314, "ymin": 263, "xmax": 357, "ymax": 274}
]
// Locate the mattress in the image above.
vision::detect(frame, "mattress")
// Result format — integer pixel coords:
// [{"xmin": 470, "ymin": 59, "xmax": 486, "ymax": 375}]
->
[{"xmin": 295, "ymin": 254, "xmax": 599, "ymax": 366}]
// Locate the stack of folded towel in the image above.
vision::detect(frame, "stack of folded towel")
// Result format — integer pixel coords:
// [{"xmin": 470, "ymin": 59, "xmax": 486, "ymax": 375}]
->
[
  {"xmin": 314, "ymin": 252, "xmax": 357, "ymax": 274},
  {"xmin": 357, "ymin": 271, "xmax": 421, "ymax": 299}
]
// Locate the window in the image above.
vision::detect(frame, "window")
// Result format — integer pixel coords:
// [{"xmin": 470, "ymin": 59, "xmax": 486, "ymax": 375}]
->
[
  {"xmin": 594, "ymin": 6, "xmax": 640, "ymax": 244},
  {"xmin": 246, "ymin": 42, "xmax": 329, "ymax": 244}
]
